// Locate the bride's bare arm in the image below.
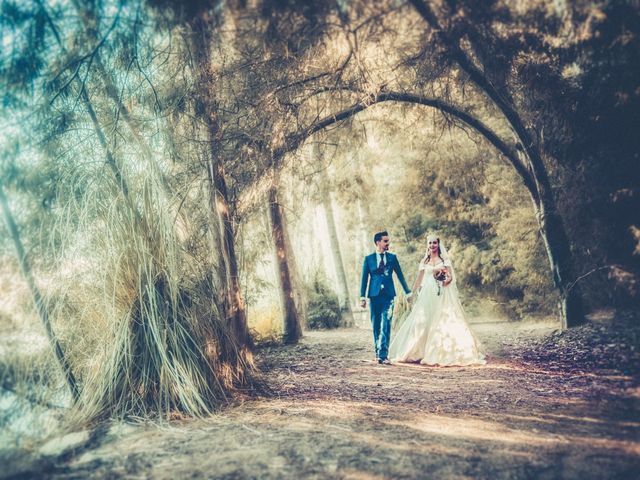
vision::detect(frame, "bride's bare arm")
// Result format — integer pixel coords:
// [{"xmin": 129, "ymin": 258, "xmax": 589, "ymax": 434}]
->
[{"xmin": 412, "ymin": 270, "xmax": 425, "ymax": 292}]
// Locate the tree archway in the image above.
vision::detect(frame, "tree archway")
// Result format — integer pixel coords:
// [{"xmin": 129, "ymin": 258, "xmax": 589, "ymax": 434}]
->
[{"xmin": 258, "ymin": 90, "xmax": 580, "ymax": 331}]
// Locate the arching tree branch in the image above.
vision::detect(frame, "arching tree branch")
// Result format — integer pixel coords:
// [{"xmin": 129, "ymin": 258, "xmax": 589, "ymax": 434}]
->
[
  {"xmin": 274, "ymin": 91, "xmax": 538, "ymax": 202},
  {"xmin": 408, "ymin": 0, "xmax": 584, "ymax": 327}
]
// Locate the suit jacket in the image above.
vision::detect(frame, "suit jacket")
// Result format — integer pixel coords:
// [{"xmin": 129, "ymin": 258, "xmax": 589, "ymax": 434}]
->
[{"xmin": 360, "ymin": 252, "xmax": 411, "ymax": 298}]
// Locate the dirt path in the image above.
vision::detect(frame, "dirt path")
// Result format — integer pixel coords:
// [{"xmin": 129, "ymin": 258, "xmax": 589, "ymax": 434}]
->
[{"xmin": 26, "ymin": 318, "xmax": 640, "ymax": 479}]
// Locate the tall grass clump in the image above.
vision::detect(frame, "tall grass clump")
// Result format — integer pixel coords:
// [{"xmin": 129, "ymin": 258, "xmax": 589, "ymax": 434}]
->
[{"xmin": 48, "ymin": 160, "xmax": 254, "ymax": 423}]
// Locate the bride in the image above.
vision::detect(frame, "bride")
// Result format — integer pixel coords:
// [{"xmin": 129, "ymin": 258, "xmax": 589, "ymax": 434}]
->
[{"xmin": 389, "ymin": 235, "xmax": 486, "ymax": 366}]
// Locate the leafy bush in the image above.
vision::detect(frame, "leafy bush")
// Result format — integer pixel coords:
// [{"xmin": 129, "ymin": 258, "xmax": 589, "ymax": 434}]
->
[
  {"xmin": 391, "ymin": 153, "xmax": 558, "ymax": 320},
  {"xmin": 306, "ymin": 275, "xmax": 342, "ymax": 330}
]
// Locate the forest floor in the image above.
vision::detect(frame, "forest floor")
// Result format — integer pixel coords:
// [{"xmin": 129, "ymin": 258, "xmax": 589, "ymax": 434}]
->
[{"xmin": 5, "ymin": 310, "xmax": 640, "ymax": 479}]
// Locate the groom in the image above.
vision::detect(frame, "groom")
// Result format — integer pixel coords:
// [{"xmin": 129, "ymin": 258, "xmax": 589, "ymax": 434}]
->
[{"xmin": 360, "ymin": 231, "xmax": 412, "ymax": 364}]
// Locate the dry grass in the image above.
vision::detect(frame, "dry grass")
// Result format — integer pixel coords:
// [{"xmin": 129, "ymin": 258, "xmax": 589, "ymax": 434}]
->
[
  {"xmin": 2, "ymin": 160, "xmax": 255, "ymax": 426},
  {"xmin": 65, "ymin": 174, "xmax": 254, "ymax": 422}
]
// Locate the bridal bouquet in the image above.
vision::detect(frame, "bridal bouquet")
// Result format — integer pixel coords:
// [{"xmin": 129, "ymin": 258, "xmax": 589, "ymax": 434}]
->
[{"xmin": 434, "ymin": 268, "xmax": 447, "ymax": 295}]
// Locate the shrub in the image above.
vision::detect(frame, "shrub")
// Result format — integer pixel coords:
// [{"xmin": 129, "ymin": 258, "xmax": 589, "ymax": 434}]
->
[{"xmin": 306, "ymin": 276, "xmax": 342, "ymax": 330}]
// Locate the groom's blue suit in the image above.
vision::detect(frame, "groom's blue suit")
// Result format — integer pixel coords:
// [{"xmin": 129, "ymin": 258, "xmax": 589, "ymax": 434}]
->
[{"xmin": 360, "ymin": 252, "xmax": 411, "ymax": 361}]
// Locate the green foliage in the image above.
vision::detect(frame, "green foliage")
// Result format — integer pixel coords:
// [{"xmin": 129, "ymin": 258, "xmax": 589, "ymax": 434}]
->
[
  {"xmin": 438, "ymin": 0, "xmax": 640, "ymax": 308},
  {"xmin": 387, "ymin": 139, "xmax": 557, "ymax": 319},
  {"xmin": 403, "ymin": 213, "xmax": 436, "ymax": 241},
  {"xmin": 306, "ymin": 273, "xmax": 342, "ymax": 330}
]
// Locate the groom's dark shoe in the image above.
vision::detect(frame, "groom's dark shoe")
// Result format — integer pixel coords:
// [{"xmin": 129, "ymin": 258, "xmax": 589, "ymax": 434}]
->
[{"xmin": 377, "ymin": 358, "xmax": 383, "ymax": 364}]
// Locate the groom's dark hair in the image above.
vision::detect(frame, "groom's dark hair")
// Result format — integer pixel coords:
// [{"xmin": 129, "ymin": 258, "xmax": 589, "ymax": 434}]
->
[{"xmin": 373, "ymin": 231, "xmax": 389, "ymax": 244}]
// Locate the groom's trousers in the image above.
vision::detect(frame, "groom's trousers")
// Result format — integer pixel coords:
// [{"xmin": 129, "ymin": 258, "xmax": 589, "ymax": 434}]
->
[{"xmin": 369, "ymin": 292, "xmax": 394, "ymax": 360}]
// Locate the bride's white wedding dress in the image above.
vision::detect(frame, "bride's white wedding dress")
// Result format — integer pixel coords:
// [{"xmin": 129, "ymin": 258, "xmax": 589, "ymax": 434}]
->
[{"xmin": 389, "ymin": 259, "xmax": 486, "ymax": 366}]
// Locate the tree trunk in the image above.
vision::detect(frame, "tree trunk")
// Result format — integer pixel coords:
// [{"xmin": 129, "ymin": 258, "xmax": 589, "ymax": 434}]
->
[
  {"xmin": 321, "ymin": 188, "xmax": 355, "ymax": 326},
  {"xmin": 0, "ymin": 183, "xmax": 79, "ymax": 402},
  {"xmin": 281, "ymin": 198, "xmax": 308, "ymax": 328},
  {"xmin": 531, "ymin": 190, "xmax": 583, "ymax": 329},
  {"xmin": 191, "ymin": 15, "xmax": 252, "ymax": 347},
  {"xmin": 206, "ymin": 150, "xmax": 252, "ymax": 346},
  {"xmin": 315, "ymin": 144, "xmax": 354, "ymax": 326},
  {"xmin": 267, "ymin": 177, "xmax": 303, "ymax": 344}
]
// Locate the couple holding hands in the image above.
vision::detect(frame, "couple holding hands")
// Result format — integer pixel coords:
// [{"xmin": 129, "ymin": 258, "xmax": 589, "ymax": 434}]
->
[{"xmin": 360, "ymin": 231, "xmax": 485, "ymax": 366}]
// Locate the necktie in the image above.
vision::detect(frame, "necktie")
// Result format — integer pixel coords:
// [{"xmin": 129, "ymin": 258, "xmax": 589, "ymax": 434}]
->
[{"xmin": 378, "ymin": 253, "xmax": 385, "ymax": 273}]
